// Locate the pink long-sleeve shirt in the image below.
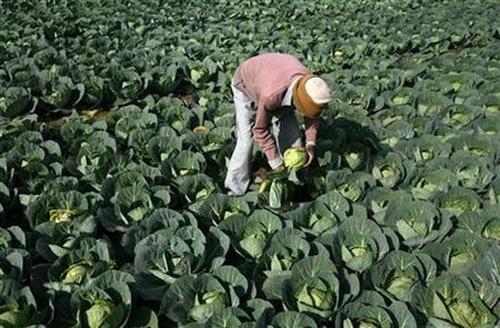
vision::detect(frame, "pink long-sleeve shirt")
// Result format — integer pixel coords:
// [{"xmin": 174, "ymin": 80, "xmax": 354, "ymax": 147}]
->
[{"xmin": 233, "ymin": 53, "xmax": 319, "ymax": 163}]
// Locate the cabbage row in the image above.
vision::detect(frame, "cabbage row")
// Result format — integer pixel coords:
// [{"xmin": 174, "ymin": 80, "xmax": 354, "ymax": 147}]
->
[{"xmin": 1, "ymin": 0, "xmax": 499, "ymax": 327}]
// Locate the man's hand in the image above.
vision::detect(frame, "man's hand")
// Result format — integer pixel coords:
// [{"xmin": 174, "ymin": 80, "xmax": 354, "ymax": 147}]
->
[
  {"xmin": 273, "ymin": 164, "xmax": 285, "ymax": 173},
  {"xmin": 255, "ymin": 164, "xmax": 284, "ymax": 182},
  {"xmin": 305, "ymin": 145, "xmax": 315, "ymax": 168},
  {"xmin": 254, "ymin": 167, "xmax": 271, "ymax": 181}
]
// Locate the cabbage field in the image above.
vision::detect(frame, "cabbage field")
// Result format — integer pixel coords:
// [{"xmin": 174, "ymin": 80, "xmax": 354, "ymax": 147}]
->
[{"xmin": 1, "ymin": 0, "xmax": 499, "ymax": 327}]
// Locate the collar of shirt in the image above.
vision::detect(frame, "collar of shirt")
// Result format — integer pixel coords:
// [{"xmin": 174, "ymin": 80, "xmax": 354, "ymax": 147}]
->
[{"xmin": 281, "ymin": 76, "xmax": 301, "ymax": 107}]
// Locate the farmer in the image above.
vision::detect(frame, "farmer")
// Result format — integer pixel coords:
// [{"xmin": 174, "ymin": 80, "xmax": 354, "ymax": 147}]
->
[{"xmin": 225, "ymin": 53, "xmax": 332, "ymax": 195}]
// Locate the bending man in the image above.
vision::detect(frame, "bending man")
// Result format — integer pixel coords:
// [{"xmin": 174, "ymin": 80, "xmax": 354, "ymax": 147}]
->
[{"xmin": 225, "ymin": 53, "xmax": 332, "ymax": 195}]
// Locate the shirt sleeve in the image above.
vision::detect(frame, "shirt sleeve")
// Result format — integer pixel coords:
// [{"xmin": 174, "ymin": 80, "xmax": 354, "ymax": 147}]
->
[
  {"xmin": 304, "ymin": 117, "xmax": 319, "ymax": 147},
  {"xmin": 252, "ymin": 93, "xmax": 283, "ymax": 169}
]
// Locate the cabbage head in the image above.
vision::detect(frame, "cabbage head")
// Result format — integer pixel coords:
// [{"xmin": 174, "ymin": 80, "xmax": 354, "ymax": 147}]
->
[
  {"xmin": 281, "ymin": 256, "xmax": 356, "ymax": 320},
  {"xmin": 62, "ymin": 262, "xmax": 91, "ymax": 284},
  {"xmin": 336, "ymin": 291, "xmax": 417, "ymax": 328},
  {"xmin": 416, "ymin": 275, "xmax": 497, "ymax": 328},
  {"xmin": 483, "ymin": 218, "xmax": 500, "ymax": 241},
  {"xmin": 284, "ymin": 148, "xmax": 308, "ymax": 169},
  {"xmin": 85, "ymin": 298, "xmax": 115, "ymax": 328},
  {"xmin": 296, "ymin": 281, "xmax": 335, "ymax": 311},
  {"xmin": 0, "ymin": 306, "xmax": 30, "ymax": 328}
]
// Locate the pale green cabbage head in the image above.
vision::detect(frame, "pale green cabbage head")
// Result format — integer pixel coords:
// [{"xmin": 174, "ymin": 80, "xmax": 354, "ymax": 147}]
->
[
  {"xmin": 85, "ymin": 299, "xmax": 114, "ymax": 328},
  {"xmin": 296, "ymin": 284, "xmax": 335, "ymax": 311},
  {"xmin": 483, "ymin": 218, "xmax": 500, "ymax": 240},
  {"xmin": 62, "ymin": 262, "xmax": 90, "ymax": 284},
  {"xmin": 284, "ymin": 148, "xmax": 308, "ymax": 169},
  {"xmin": 0, "ymin": 306, "xmax": 29, "ymax": 328}
]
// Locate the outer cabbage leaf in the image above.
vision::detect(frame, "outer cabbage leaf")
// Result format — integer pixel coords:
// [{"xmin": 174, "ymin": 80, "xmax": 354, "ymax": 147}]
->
[
  {"xmin": 320, "ymin": 212, "xmax": 392, "ymax": 273},
  {"xmin": 437, "ymin": 186, "xmax": 481, "ymax": 216},
  {"xmin": 159, "ymin": 266, "xmax": 248, "ymax": 324},
  {"xmin": 384, "ymin": 199, "xmax": 452, "ymax": 248},
  {"xmin": 413, "ymin": 274, "xmax": 497, "ymax": 328},
  {"xmin": 280, "ymin": 256, "xmax": 359, "ymax": 320},
  {"xmin": 368, "ymin": 250, "xmax": 437, "ymax": 302},
  {"xmin": 334, "ymin": 291, "xmax": 417, "ymax": 328}
]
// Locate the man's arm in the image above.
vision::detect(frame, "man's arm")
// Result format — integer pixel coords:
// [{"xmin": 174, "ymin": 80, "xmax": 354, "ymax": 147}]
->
[
  {"xmin": 252, "ymin": 94, "xmax": 283, "ymax": 170},
  {"xmin": 304, "ymin": 117, "xmax": 319, "ymax": 146},
  {"xmin": 304, "ymin": 117, "xmax": 319, "ymax": 167}
]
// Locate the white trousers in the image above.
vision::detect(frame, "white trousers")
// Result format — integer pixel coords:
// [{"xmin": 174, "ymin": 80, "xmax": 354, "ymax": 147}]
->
[{"xmin": 224, "ymin": 80, "xmax": 303, "ymax": 195}]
